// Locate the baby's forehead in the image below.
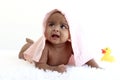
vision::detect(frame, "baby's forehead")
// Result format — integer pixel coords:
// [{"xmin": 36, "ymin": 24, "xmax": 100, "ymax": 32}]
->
[
  {"xmin": 50, "ymin": 11, "xmax": 64, "ymax": 18},
  {"xmin": 47, "ymin": 12, "xmax": 67, "ymax": 23}
]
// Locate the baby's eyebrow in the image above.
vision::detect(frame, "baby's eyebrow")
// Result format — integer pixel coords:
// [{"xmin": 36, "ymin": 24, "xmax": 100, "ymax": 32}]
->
[{"xmin": 47, "ymin": 21, "xmax": 54, "ymax": 24}]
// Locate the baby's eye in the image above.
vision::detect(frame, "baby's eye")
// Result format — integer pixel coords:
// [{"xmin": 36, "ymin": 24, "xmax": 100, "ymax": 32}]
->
[
  {"xmin": 48, "ymin": 22, "xmax": 55, "ymax": 27},
  {"xmin": 60, "ymin": 24, "xmax": 66, "ymax": 29}
]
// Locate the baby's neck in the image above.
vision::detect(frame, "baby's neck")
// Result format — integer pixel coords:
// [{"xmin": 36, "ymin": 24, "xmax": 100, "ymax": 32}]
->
[{"xmin": 46, "ymin": 40, "xmax": 68, "ymax": 49}]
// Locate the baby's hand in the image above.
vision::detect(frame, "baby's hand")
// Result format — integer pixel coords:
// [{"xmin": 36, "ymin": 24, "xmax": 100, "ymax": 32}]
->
[{"xmin": 57, "ymin": 64, "xmax": 66, "ymax": 73}]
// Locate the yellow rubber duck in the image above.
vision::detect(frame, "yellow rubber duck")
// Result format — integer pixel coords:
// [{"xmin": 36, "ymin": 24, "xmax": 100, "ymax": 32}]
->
[{"xmin": 101, "ymin": 47, "xmax": 115, "ymax": 62}]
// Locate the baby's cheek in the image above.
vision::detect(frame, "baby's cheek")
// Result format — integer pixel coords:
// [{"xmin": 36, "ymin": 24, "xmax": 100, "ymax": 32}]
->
[{"xmin": 65, "ymin": 34, "xmax": 69, "ymax": 39}]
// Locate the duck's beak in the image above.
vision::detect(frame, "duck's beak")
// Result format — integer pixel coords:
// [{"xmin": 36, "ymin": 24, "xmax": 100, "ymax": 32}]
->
[{"xmin": 101, "ymin": 49, "xmax": 106, "ymax": 54}]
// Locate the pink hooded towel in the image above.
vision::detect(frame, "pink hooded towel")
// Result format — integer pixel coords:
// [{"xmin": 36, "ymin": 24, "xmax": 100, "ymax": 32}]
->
[{"xmin": 23, "ymin": 9, "xmax": 93, "ymax": 66}]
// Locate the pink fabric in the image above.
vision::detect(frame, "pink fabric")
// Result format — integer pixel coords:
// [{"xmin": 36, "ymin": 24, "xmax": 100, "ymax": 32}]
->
[{"xmin": 23, "ymin": 9, "xmax": 93, "ymax": 66}]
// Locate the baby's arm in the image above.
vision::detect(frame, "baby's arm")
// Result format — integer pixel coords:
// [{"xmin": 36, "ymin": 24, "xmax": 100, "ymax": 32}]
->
[
  {"xmin": 85, "ymin": 59, "xmax": 100, "ymax": 68},
  {"xmin": 35, "ymin": 47, "xmax": 66, "ymax": 73},
  {"xmin": 35, "ymin": 63, "xmax": 66, "ymax": 73}
]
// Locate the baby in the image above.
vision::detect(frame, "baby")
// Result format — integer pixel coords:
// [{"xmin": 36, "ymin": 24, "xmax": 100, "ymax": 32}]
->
[{"xmin": 19, "ymin": 9, "xmax": 99, "ymax": 73}]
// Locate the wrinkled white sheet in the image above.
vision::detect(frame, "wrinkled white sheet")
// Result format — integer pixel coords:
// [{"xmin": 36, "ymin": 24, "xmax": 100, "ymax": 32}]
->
[{"xmin": 0, "ymin": 50, "xmax": 120, "ymax": 80}]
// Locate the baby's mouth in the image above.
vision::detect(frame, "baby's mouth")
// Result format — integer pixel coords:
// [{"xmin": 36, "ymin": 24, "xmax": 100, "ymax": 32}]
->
[{"xmin": 51, "ymin": 34, "xmax": 60, "ymax": 39}]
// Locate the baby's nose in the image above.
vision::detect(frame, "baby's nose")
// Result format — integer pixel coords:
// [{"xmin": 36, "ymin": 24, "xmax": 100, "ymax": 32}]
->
[{"xmin": 53, "ymin": 25, "xmax": 60, "ymax": 32}]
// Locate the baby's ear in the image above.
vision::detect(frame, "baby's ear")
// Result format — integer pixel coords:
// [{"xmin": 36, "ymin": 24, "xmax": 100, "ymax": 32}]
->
[
  {"xmin": 67, "ymin": 38, "xmax": 71, "ymax": 42},
  {"xmin": 68, "ymin": 35, "xmax": 71, "ymax": 42}
]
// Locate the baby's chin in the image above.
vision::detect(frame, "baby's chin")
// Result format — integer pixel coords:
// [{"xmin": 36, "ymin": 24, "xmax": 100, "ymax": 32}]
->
[{"xmin": 46, "ymin": 38, "xmax": 69, "ymax": 45}]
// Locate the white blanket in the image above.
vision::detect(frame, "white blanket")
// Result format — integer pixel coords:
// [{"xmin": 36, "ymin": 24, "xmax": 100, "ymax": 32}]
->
[{"xmin": 0, "ymin": 50, "xmax": 120, "ymax": 80}]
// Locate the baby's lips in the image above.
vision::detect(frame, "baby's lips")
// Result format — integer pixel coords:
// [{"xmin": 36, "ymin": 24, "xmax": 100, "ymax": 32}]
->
[{"xmin": 51, "ymin": 34, "xmax": 60, "ymax": 38}]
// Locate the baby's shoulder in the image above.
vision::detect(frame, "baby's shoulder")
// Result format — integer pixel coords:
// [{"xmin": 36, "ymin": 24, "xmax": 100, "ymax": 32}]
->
[{"xmin": 44, "ymin": 41, "xmax": 52, "ymax": 51}]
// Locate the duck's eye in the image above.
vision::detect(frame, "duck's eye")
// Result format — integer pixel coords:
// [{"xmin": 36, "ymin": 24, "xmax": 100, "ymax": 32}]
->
[
  {"xmin": 106, "ymin": 48, "xmax": 108, "ymax": 50},
  {"xmin": 49, "ymin": 22, "xmax": 55, "ymax": 27}
]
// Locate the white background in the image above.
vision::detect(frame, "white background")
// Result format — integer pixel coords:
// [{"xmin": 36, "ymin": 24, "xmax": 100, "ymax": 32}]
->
[{"xmin": 0, "ymin": 0, "xmax": 120, "ymax": 59}]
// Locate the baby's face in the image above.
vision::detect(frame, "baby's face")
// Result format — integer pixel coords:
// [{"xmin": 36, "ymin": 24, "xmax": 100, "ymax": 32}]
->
[{"xmin": 45, "ymin": 12, "xmax": 70, "ymax": 45}]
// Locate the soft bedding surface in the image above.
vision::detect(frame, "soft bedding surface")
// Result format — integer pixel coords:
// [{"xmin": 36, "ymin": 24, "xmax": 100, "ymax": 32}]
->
[{"xmin": 0, "ymin": 50, "xmax": 120, "ymax": 80}]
